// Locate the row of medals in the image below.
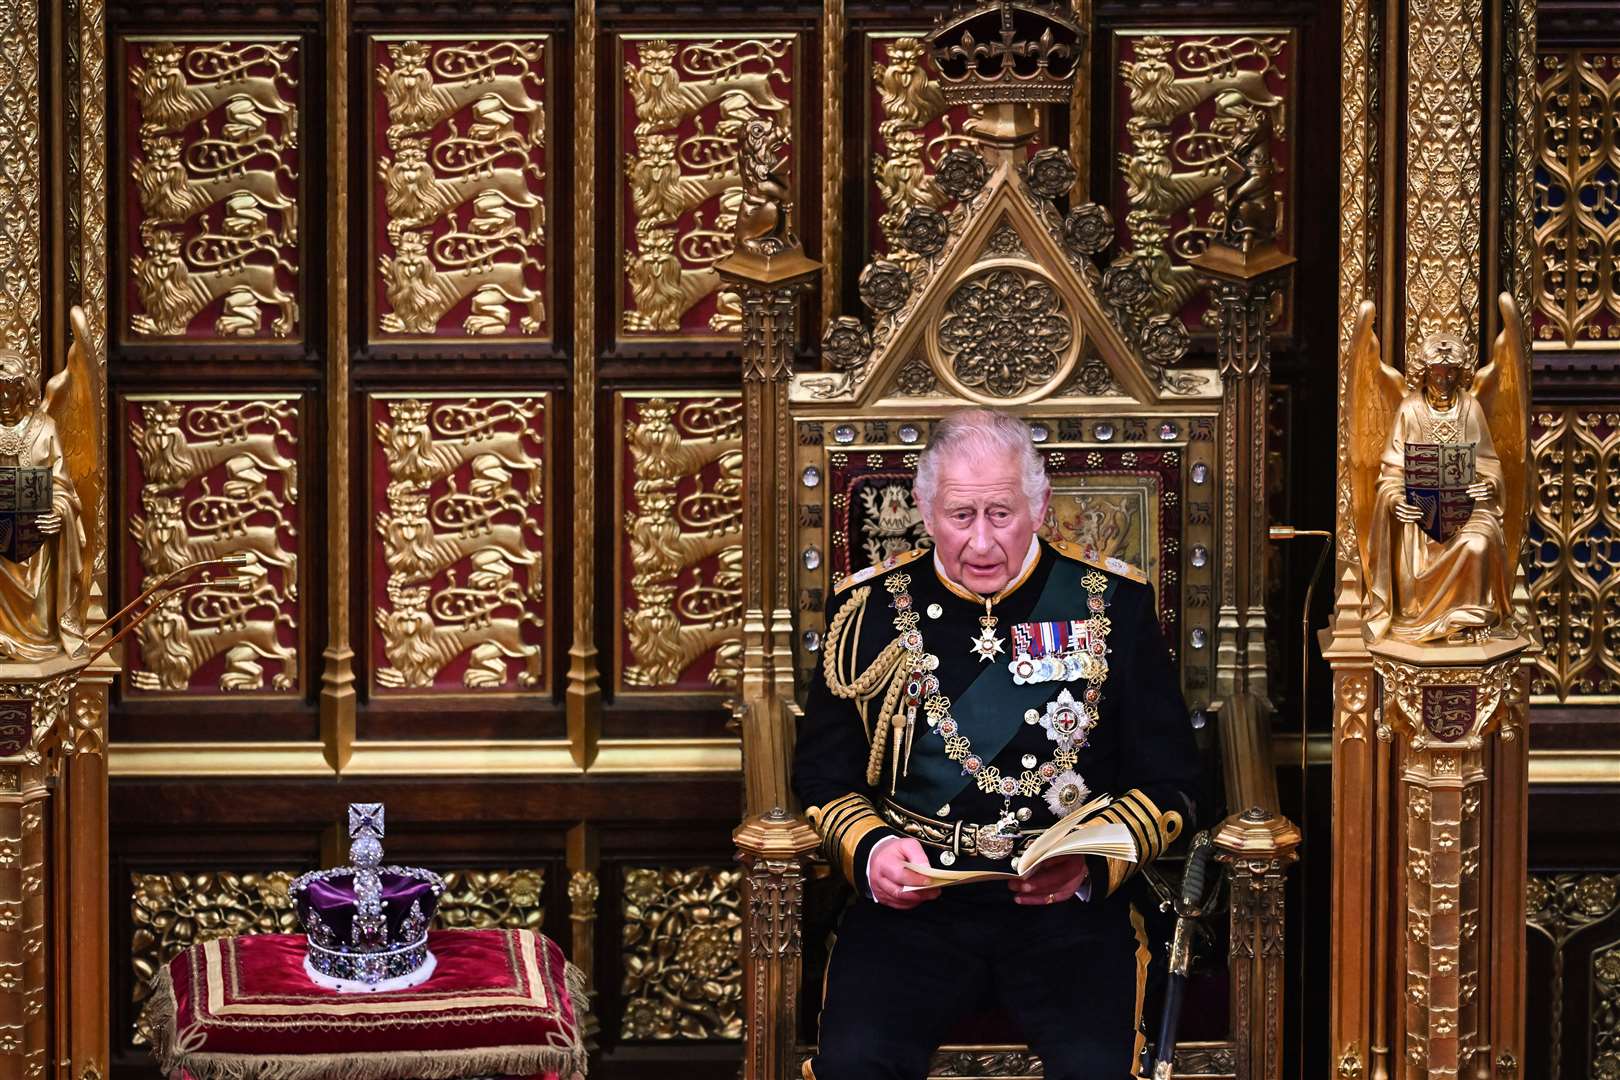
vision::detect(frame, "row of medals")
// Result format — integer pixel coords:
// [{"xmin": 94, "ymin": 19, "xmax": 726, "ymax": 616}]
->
[{"xmin": 886, "ymin": 571, "xmax": 1111, "ymax": 864}]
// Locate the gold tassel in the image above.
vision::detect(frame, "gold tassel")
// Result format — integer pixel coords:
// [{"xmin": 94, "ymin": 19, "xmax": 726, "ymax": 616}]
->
[
  {"xmin": 865, "ymin": 709, "xmax": 889, "ymax": 788},
  {"xmin": 888, "ymin": 713, "xmax": 906, "ymax": 796}
]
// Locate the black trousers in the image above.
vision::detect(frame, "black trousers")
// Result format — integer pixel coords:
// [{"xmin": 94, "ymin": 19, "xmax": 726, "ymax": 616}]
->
[{"xmin": 809, "ymin": 889, "xmax": 1148, "ymax": 1080}]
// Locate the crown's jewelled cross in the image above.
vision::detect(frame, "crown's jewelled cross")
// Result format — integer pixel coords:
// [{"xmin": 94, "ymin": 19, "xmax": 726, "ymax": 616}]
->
[{"xmin": 349, "ymin": 803, "xmax": 385, "ymax": 840}]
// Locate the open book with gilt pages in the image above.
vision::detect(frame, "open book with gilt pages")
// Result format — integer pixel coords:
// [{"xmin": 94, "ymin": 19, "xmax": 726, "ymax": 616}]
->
[{"xmin": 900, "ymin": 794, "xmax": 1138, "ymax": 889}]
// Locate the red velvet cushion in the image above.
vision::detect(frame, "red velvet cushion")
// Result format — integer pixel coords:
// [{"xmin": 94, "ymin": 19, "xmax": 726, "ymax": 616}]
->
[{"xmin": 149, "ymin": 929, "xmax": 587, "ymax": 1080}]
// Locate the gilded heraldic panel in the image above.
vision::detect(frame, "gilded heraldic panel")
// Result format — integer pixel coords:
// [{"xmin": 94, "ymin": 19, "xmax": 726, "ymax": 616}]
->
[
  {"xmin": 619, "ymin": 34, "xmax": 797, "ymax": 337},
  {"xmin": 1526, "ymin": 409, "xmax": 1620, "ymax": 701},
  {"xmin": 1532, "ymin": 50, "xmax": 1620, "ymax": 348},
  {"xmin": 1113, "ymin": 30, "xmax": 1294, "ymax": 331},
  {"xmin": 122, "ymin": 38, "xmax": 301, "ymax": 342},
  {"xmin": 617, "ymin": 393, "xmax": 743, "ymax": 694},
  {"xmin": 372, "ymin": 36, "xmax": 550, "ymax": 341},
  {"xmin": 124, "ymin": 395, "xmax": 301, "ymax": 695},
  {"xmin": 865, "ymin": 33, "xmax": 974, "ymax": 269},
  {"xmin": 620, "ymin": 866, "xmax": 743, "ymax": 1041},
  {"xmin": 369, "ymin": 393, "xmax": 549, "ymax": 694}
]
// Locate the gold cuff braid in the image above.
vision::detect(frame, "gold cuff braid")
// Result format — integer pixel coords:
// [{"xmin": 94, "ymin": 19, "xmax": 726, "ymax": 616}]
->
[
  {"xmin": 806, "ymin": 793, "xmax": 888, "ymax": 884},
  {"xmin": 1089, "ymin": 788, "xmax": 1183, "ymax": 897}
]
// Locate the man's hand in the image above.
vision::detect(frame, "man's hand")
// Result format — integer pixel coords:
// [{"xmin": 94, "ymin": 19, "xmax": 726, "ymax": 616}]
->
[
  {"xmin": 1010, "ymin": 854, "xmax": 1088, "ymax": 906},
  {"xmin": 1465, "ymin": 478, "xmax": 1494, "ymax": 500},
  {"xmin": 1393, "ymin": 500, "xmax": 1424, "ymax": 524},
  {"xmin": 35, "ymin": 511, "xmax": 61, "ymax": 536},
  {"xmin": 868, "ymin": 837, "xmax": 940, "ymax": 909}
]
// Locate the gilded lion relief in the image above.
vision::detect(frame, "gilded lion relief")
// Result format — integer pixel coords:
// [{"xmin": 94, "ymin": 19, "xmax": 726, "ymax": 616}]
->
[
  {"xmin": 123, "ymin": 395, "xmax": 302, "ymax": 694},
  {"xmin": 371, "ymin": 36, "xmax": 550, "ymax": 341},
  {"xmin": 122, "ymin": 38, "xmax": 302, "ymax": 341},
  {"xmin": 616, "ymin": 393, "xmax": 743, "ymax": 693},
  {"xmin": 865, "ymin": 34, "xmax": 971, "ymax": 268},
  {"xmin": 618, "ymin": 35, "xmax": 797, "ymax": 337},
  {"xmin": 369, "ymin": 393, "xmax": 549, "ymax": 694},
  {"xmin": 1112, "ymin": 30, "xmax": 1294, "ymax": 332}
]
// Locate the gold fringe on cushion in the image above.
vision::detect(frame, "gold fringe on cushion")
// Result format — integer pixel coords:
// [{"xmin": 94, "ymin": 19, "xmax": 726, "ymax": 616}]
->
[{"xmin": 145, "ymin": 962, "xmax": 592, "ymax": 1080}]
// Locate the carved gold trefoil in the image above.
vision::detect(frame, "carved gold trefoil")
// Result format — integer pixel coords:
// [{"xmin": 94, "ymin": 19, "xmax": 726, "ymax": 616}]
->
[
  {"xmin": 1527, "ymin": 409, "xmax": 1620, "ymax": 701},
  {"xmin": 1114, "ymin": 31, "xmax": 1291, "ymax": 330},
  {"xmin": 1532, "ymin": 51, "xmax": 1620, "ymax": 347},
  {"xmin": 127, "ymin": 397, "xmax": 301, "ymax": 694},
  {"xmin": 935, "ymin": 268, "xmax": 1075, "ymax": 399},
  {"xmin": 373, "ymin": 395, "xmax": 547, "ymax": 693},
  {"xmin": 373, "ymin": 37, "xmax": 549, "ymax": 339},
  {"xmin": 620, "ymin": 395, "xmax": 743, "ymax": 691},
  {"xmin": 622, "ymin": 36, "xmax": 795, "ymax": 336},
  {"xmin": 125, "ymin": 39, "xmax": 301, "ymax": 340},
  {"xmin": 620, "ymin": 866, "xmax": 743, "ymax": 1040}
]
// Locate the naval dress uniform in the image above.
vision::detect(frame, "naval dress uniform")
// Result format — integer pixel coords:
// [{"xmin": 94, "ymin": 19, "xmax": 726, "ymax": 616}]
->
[{"xmin": 793, "ymin": 537, "xmax": 1200, "ymax": 1080}]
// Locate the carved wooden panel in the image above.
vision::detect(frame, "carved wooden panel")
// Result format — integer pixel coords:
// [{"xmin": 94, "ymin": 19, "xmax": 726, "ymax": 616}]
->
[
  {"xmin": 614, "ymin": 392, "xmax": 742, "ymax": 694},
  {"xmin": 0, "ymin": 0, "xmax": 41, "ymax": 364},
  {"xmin": 368, "ymin": 392, "xmax": 551, "ymax": 695},
  {"xmin": 617, "ymin": 33, "xmax": 798, "ymax": 339},
  {"xmin": 863, "ymin": 32, "xmax": 973, "ymax": 268},
  {"xmin": 120, "ymin": 37, "xmax": 302, "ymax": 342},
  {"xmin": 619, "ymin": 866, "xmax": 742, "ymax": 1041},
  {"xmin": 1533, "ymin": 49, "xmax": 1620, "ymax": 348},
  {"xmin": 370, "ymin": 35, "xmax": 552, "ymax": 342},
  {"xmin": 1110, "ymin": 29, "xmax": 1295, "ymax": 333},
  {"xmin": 121, "ymin": 394, "xmax": 302, "ymax": 695},
  {"xmin": 1524, "ymin": 872, "xmax": 1620, "ymax": 1080},
  {"xmin": 1527, "ymin": 408, "xmax": 1620, "ymax": 701}
]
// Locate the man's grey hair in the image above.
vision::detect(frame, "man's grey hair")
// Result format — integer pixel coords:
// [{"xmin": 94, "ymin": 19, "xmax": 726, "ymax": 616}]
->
[{"xmin": 913, "ymin": 408, "xmax": 1050, "ymax": 517}]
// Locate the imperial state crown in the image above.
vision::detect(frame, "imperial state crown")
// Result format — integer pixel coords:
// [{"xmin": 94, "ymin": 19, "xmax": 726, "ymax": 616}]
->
[{"xmin": 289, "ymin": 803, "xmax": 445, "ymax": 992}]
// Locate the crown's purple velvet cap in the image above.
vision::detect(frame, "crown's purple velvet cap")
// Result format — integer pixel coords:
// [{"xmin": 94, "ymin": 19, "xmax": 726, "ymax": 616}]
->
[{"xmin": 293, "ymin": 872, "xmax": 440, "ymax": 949}]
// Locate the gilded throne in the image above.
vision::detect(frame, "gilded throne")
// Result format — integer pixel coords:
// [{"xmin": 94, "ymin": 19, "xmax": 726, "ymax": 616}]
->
[{"xmin": 723, "ymin": 4, "xmax": 1298, "ymax": 1079}]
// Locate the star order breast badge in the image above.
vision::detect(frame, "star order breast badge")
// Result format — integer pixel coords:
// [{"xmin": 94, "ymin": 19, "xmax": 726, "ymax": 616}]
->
[{"xmin": 969, "ymin": 616, "xmax": 1005, "ymax": 662}]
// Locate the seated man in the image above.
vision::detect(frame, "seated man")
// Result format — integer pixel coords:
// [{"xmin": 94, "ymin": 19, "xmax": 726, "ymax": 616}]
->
[{"xmin": 795, "ymin": 408, "xmax": 1199, "ymax": 1080}]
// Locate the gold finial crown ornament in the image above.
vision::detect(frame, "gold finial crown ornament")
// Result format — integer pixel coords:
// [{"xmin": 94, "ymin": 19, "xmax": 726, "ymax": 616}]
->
[{"xmin": 928, "ymin": 1, "xmax": 1086, "ymax": 106}]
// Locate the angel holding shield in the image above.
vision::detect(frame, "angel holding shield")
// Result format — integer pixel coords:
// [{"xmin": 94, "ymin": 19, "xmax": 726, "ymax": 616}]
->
[
  {"xmin": 0, "ymin": 309, "xmax": 101, "ymax": 661},
  {"xmin": 1347, "ymin": 294, "xmax": 1529, "ymax": 644}
]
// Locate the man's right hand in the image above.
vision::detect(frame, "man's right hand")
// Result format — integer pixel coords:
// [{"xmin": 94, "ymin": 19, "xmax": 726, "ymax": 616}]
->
[
  {"xmin": 868, "ymin": 837, "xmax": 941, "ymax": 909},
  {"xmin": 1394, "ymin": 500, "xmax": 1424, "ymax": 524}
]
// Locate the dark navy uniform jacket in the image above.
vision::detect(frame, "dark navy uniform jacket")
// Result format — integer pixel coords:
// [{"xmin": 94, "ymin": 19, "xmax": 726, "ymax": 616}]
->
[{"xmin": 793, "ymin": 537, "xmax": 1200, "ymax": 900}]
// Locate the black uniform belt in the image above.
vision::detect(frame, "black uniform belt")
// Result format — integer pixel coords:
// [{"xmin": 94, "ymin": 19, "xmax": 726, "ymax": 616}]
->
[{"xmin": 881, "ymin": 800, "xmax": 1045, "ymax": 860}]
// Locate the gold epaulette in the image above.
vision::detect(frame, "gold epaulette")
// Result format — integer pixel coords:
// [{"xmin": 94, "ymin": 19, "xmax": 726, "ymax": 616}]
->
[
  {"xmin": 832, "ymin": 546, "xmax": 930, "ymax": 595},
  {"xmin": 1048, "ymin": 539, "xmax": 1148, "ymax": 584}
]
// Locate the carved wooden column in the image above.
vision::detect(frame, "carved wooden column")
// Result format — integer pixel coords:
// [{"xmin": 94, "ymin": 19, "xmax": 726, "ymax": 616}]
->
[
  {"xmin": 1192, "ymin": 243, "xmax": 1293, "ymax": 707},
  {"xmin": 1329, "ymin": 1, "xmax": 1536, "ymax": 1077},
  {"xmin": 1368, "ymin": 639, "xmax": 1529, "ymax": 1080},
  {"xmin": 1215, "ymin": 808, "xmax": 1302, "ymax": 1080},
  {"xmin": 719, "ymin": 120, "xmax": 822, "ymax": 1080},
  {"xmin": 735, "ymin": 809, "xmax": 820, "ymax": 1080},
  {"xmin": 717, "ymin": 222, "xmax": 818, "ymax": 819}
]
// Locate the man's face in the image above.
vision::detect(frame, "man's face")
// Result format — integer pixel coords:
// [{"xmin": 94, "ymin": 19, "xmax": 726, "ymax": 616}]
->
[{"xmin": 920, "ymin": 451, "xmax": 1047, "ymax": 595}]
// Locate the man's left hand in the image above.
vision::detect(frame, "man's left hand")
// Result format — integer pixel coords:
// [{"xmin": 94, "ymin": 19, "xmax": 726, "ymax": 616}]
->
[{"xmin": 1010, "ymin": 854, "xmax": 1088, "ymax": 906}]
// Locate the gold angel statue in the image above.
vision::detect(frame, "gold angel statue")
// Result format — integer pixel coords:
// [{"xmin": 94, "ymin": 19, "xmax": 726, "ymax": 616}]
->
[
  {"xmin": 0, "ymin": 308, "xmax": 102, "ymax": 661},
  {"xmin": 1347, "ymin": 294, "xmax": 1528, "ymax": 644}
]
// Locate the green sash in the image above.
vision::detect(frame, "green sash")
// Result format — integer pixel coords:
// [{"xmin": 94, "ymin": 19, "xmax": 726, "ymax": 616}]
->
[{"xmin": 893, "ymin": 555, "xmax": 1118, "ymax": 815}]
